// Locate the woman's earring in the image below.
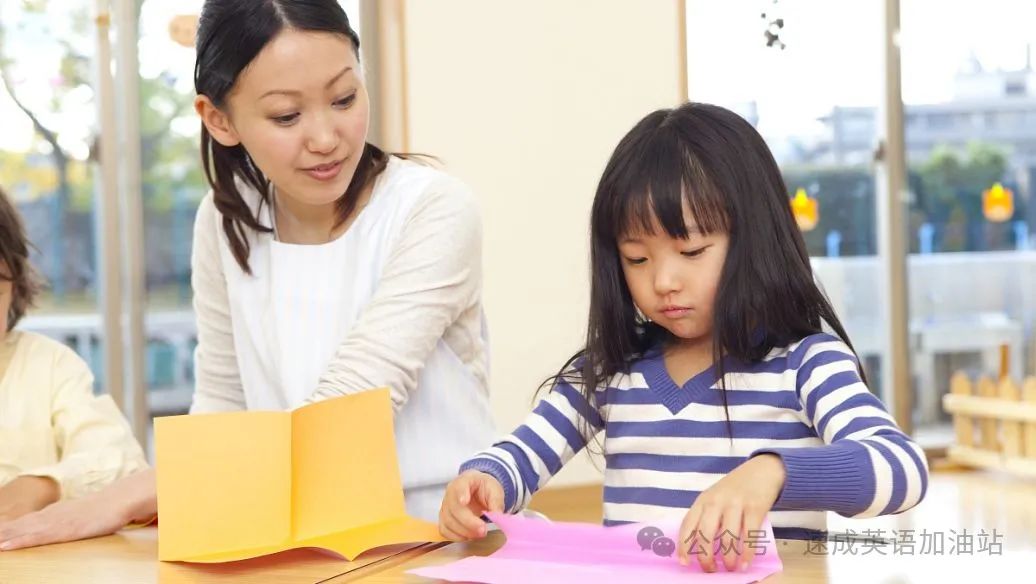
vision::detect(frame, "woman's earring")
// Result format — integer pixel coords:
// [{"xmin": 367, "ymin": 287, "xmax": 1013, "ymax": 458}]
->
[{"xmin": 635, "ymin": 306, "xmax": 651, "ymax": 324}]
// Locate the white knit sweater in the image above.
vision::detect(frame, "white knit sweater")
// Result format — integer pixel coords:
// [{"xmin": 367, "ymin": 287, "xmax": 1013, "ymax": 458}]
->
[{"xmin": 187, "ymin": 156, "xmax": 495, "ymax": 519}]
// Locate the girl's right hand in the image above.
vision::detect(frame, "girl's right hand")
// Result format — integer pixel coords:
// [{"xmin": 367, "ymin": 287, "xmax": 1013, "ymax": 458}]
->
[{"xmin": 438, "ymin": 470, "xmax": 504, "ymax": 541}]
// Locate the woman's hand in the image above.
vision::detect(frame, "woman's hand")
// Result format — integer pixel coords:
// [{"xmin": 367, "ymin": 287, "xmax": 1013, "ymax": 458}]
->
[
  {"xmin": 438, "ymin": 470, "xmax": 504, "ymax": 541},
  {"xmin": 677, "ymin": 454, "xmax": 785, "ymax": 572},
  {"xmin": 0, "ymin": 476, "xmax": 60, "ymax": 523}
]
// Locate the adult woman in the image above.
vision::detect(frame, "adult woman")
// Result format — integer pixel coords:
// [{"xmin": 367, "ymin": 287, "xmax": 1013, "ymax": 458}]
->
[{"xmin": 0, "ymin": 0, "xmax": 494, "ymax": 550}]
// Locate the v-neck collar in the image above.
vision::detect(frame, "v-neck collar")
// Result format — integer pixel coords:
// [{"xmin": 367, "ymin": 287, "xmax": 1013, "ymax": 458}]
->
[{"xmin": 633, "ymin": 345, "xmax": 739, "ymax": 415}]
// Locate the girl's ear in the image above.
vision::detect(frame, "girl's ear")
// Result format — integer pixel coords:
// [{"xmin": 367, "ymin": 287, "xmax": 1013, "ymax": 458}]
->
[{"xmin": 195, "ymin": 95, "xmax": 241, "ymax": 147}]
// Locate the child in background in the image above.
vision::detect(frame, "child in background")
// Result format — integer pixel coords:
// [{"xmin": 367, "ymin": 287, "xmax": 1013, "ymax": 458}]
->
[
  {"xmin": 0, "ymin": 187, "xmax": 147, "ymax": 526},
  {"xmin": 438, "ymin": 103, "xmax": 928, "ymax": 573}
]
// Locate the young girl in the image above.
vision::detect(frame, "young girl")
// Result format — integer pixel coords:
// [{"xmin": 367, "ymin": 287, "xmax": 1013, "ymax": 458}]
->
[
  {"xmin": 0, "ymin": 188, "xmax": 148, "ymax": 525},
  {"xmin": 439, "ymin": 103, "xmax": 928, "ymax": 572},
  {"xmin": 0, "ymin": 0, "xmax": 494, "ymax": 551}
]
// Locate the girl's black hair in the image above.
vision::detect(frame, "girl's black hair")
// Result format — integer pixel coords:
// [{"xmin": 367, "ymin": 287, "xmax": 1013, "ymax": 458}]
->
[{"xmin": 553, "ymin": 102, "xmax": 863, "ymax": 440}]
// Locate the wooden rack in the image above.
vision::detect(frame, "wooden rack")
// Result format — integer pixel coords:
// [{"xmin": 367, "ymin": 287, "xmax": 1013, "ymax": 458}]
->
[{"xmin": 942, "ymin": 370, "xmax": 1036, "ymax": 478}]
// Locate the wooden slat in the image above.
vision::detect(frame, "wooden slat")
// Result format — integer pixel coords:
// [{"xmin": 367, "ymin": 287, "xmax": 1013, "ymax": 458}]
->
[
  {"xmin": 999, "ymin": 378, "xmax": 1023, "ymax": 457},
  {"xmin": 948, "ymin": 445, "xmax": 1036, "ymax": 478},
  {"xmin": 1024, "ymin": 378, "xmax": 1036, "ymax": 458},
  {"xmin": 949, "ymin": 372, "xmax": 974, "ymax": 448},
  {"xmin": 977, "ymin": 377, "xmax": 999, "ymax": 450},
  {"xmin": 942, "ymin": 395, "xmax": 1036, "ymax": 422}
]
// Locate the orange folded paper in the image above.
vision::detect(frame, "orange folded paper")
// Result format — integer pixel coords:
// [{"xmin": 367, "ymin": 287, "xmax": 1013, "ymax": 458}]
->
[{"xmin": 155, "ymin": 388, "xmax": 444, "ymax": 562}]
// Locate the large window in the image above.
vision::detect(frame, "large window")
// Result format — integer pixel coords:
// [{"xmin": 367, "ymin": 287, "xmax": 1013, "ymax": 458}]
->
[
  {"xmin": 3, "ymin": 0, "xmax": 362, "ymax": 456},
  {"xmin": 1, "ymin": 0, "xmax": 106, "ymax": 384},
  {"xmin": 900, "ymin": 0, "xmax": 1036, "ymax": 435},
  {"xmin": 686, "ymin": 0, "xmax": 890, "ymax": 398},
  {"xmin": 136, "ymin": 0, "xmax": 207, "ymax": 418},
  {"xmin": 687, "ymin": 0, "xmax": 1036, "ymax": 444}
]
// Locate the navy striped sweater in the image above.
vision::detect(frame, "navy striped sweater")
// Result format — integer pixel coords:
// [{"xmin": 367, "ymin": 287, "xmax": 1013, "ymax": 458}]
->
[{"xmin": 461, "ymin": 333, "xmax": 928, "ymax": 539}]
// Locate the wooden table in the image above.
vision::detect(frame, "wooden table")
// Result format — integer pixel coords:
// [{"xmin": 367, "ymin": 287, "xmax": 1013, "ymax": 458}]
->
[
  {"xmin": 331, "ymin": 531, "xmax": 1036, "ymax": 583},
  {"xmin": 0, "ymin": 527, "xmax": 441, "ymax": 584},
  {"xmin": 333, "ymin": 534, "xmax": 829, "ymax": 582},
  {"xmin": 0, "ymin": 527, "xmax": 1031, "ymax": 583},
  {"xmin": 4, "ymin": 469, "xmax": 1035, "ymax": 584}
]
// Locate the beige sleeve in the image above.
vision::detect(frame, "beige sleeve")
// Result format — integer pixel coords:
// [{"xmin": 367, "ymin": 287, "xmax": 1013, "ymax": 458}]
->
[
  {"xmin": 189, "ymin": 194, "xmax": 248, "ymax": 414},
  {"xmin": 307, "ymin": 178, "xmax": 483, "ymax": 411},
  {"xmin": 20, "ymin": 347, "xmax": 149, "ymax": 500}
]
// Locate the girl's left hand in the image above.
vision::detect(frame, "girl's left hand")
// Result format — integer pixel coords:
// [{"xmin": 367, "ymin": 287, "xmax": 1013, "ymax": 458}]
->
[{"xmin": 677, "ymin": 453, "xmax": 785, "ymax": 572}]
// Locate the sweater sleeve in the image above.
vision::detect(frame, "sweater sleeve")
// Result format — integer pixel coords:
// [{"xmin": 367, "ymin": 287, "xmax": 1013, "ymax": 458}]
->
[
  {"xmin": 305, "ymin": 176, "xmax": 483, "ymax": 412},
  {"xmin": 188, "ymin": 193, "xmax": 247, "ymax": 414},
  {"xmin": 753, "ymin": 333, "xmax": 929, "ymax": 518},
  {"xmin": 459, "ymin": 364, "xmax": 603, "ymax": 513},
  {"xmin": 20, "ymin": 343, "xmax": 149, "ymax": 500}
]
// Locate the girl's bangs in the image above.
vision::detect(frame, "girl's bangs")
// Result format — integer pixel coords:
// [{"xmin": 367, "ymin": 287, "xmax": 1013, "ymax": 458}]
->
[{"xmin": 606, "ymin": 136, "xmax": 729, "ymax": 242}]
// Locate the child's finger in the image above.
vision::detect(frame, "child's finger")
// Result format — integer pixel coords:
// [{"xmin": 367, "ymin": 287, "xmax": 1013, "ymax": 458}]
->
[
  {"xmin": 720, "ymin": 509, "xmax": 743, "ymax": 572},
  {"xmin": 442, "ymin": 506, "xmax": 481, "ymax": 541},
  {"xmin": 695, "ymin": 506, "xmax": 722, "ymax": 573},
  {"xmin": 479, "ymin": 478, "xmax": 504, "ymax": 513},
  {"xmin": 438, "ymin": 516, "xmax": 470, "ymax": 542},
  {"xmin": 677, "ymin": 503, "xmax": 703, "ymax": 565},
  {"xmin": 739, "ymin": 509, "xmax": 767, "ymax": 570},
  {"xmin": 0, "ymin": 535, "xmax": 30, "ymax": 552},
  {"xmin": 453, "ymin": 475, "xmax": 476, "ymax": 506},
  {"xmin": 448, "ymin": 502, "xmax": 487, "ymax": 538}
]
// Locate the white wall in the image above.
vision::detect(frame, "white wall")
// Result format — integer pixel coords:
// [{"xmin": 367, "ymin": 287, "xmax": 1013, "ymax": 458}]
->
[{"xmin": 399, "ymin": 0, "xmax": 686, "ymax": 485}]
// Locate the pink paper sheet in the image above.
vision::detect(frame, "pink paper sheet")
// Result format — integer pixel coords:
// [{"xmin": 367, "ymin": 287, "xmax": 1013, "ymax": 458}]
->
[{"xmin": 410, "ymin": 512, "xmax": 783, "ymax": 584}]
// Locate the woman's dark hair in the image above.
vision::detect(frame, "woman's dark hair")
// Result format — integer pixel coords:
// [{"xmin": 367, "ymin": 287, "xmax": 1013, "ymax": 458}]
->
[
  {"xmin": 553, "ymin": 102, "xmax": 862, "ymax": 439},
  {"xmin": 195, "ymin": 0, "xmax": 387, "ymax": 273},
  {"xmin": 0, "ymin": 187, "xmax": 43, "ymax": 331}
]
